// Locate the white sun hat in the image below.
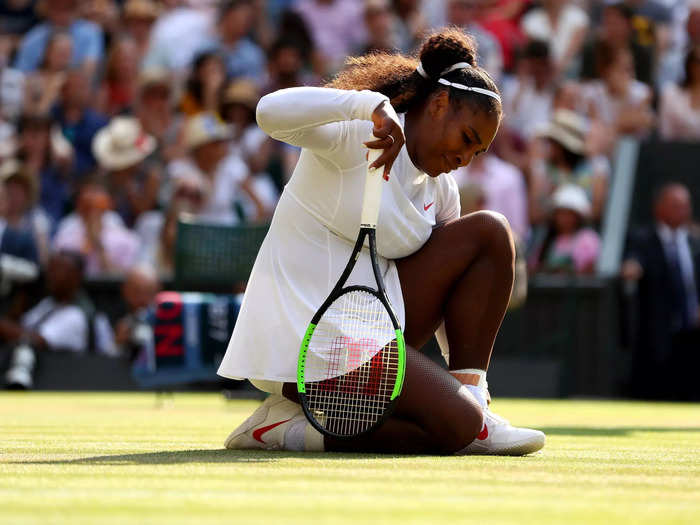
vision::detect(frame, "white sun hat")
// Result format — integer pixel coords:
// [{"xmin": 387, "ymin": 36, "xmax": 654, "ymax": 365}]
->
[
  {"xmin": 538, "ymin": 109, "xmax": 588, "ymax": 155},
  {"xmin": 92, "ymin": 117, "xmax": 156, "ymax": 171},
  {"xmin": 551, "ymin": 184, "xmax": 592, "ymax": 219},
  {"xmin": 184, "ymin": 112, "xmax": 232, "ymax": 150}
]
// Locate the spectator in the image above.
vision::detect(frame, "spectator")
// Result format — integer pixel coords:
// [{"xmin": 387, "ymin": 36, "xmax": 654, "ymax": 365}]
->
[
  {"xmin": 0, "ymin": 171, "xmax": 38, "ymax": 265},
  {"xmin": 181, "ymin": 51, "xmax": 226, "ymax": 116},
  {"xmin": 208, "ymin": 0, "xmax": 266, "ymax": 83},
  {"xmin": 392, "ymin": 0, "xmax": 429, "ymax": 53},
  {"xmin": 16, "ymin": 114, "xmax": 74, "ymax": 226},
  {"xmin": 665, "ymin": 2, "xmax": 700, "ymax": 85},
  {"xmin": 22, "ymin": 31, "xmax": 73, "ymax": 116},
  {"xmin": 169, "ymin": 112, "xmax": 265, "ymax": 224},
  {"xmin": 135, "ymin": 69, "xmax": 185, "ymax": 164},
  {"xmin": 529, "ymin": 184, "xmax": 601, "ymax": 275},
  {"xmin": 0, "ymin": 159, "xmax": 51, "ymax": 266},
  {"xmin": 528, "ymin": 110, "xmax": 609, "ymax": 225},
  {"xmin": 584, "ymin": 44, "xmax": 654, "ymax": 140},
  {"xmin": 622, "ymin": 183, "xmax": 700, "ymax": 399},
  {"xmin": 135, "ymin": 173, "xmax": 207, "ymax": 277},
  {"xmin": 115, "ymin": 264, "xmax": 160, "ymax": 361},
  {"xmin": 294, "ymin": 0, "xmax": 367, "ymax": 75},
  {"xmin": 659, "ymin": 46, "xmax": 700, "ymax": 141},
  {"xmin": 52, "ymin": 182, "xmax": 140, "ymax": 277},
  {"xmin": 361, "ymin": 0, "xmax": 401, "ymax": 55},
  {"xmin": 501, "ymin": 40, "xmax": 556, "ymax": 151},
  {"xmin": 142, "ymin": 0, "xmax": 214, "ymax": 75},
  {"xmin": 122, "ymin": 0, "xmax": 162, "ymax": 66},
  {"xmin": 261, "ymin": 38, "xmax": 317, "ymax": 95},
  {"xmin": 51, "ymin": 69, "xmax": 109, "ymax": 178},
  {"xmin": 220, "ymin": 80, "xmax": 279, "ymax": 221},
  {"xmin": 452, "ymin": 153, "xmax": 529, "ymax": 241},
  {"xmin": 478, "ymin": 0, "xmax": 529, "ymax": 71},
  {"xmin": 1, "ymin": 250, "xmax": 117, "ymax": 389},
  {"xmin": 580, "ymin": 2, "xmax": 653, "ymax": 85},
  {"xmin": 92, "ymin": 116, "xmax": 160, "ymax": 227},
  {"xmin": 0, "ymin": 1, "xmax": 39, "ymax": 61},
  {"xmin": 96, "ymin": 36, "xmax": 141, "ymax": 116},
  {"xmin": 447, "ymin": 0, "xmax": 503, "ymax": 81},
  {"xmin": 13, "ymin": 0, "xmax": 104, "ymax": 78},
  {"xmin": 520, "ymin": 0, "xmax": 589, "ymax": 77}
]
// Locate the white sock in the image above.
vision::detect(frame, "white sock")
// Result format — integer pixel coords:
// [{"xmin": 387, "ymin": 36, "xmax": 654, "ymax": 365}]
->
[
  {"xmin": 450, "ymin": 368, "xmax": 489, "ymax": 409},
  {"xmin": 284, "ymin": 417, "xmax": 325, "ymax": 452}
]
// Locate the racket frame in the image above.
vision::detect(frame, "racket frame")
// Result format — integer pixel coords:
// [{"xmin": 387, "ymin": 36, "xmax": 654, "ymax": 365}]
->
[{"xmin": 297, "ymin": 225, "xmax": 406, "ymax": 439}]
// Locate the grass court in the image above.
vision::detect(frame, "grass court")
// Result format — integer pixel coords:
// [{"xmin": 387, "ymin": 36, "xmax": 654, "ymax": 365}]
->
[{"xmin": 1, "ymin": 393, "xmax": 699, "ymax": 524}]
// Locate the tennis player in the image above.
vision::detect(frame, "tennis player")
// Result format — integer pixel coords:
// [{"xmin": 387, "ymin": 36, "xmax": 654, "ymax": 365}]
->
[{"xmin": 218, "ymin": 28, "xmax": 545, "ymax": 455}]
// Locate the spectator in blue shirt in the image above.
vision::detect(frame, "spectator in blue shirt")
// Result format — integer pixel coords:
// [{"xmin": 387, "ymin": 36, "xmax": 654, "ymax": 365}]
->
[
  {"xmin": 13, "ymin": 0, "xmax": 104, "ymax": 78},
  {"xmin": 208, "ymin": 0, "xmax": 266, "ymax": 84},
  {"xmin": 51, "ymin": 70, "xmax": 108, "ymax": 178}
]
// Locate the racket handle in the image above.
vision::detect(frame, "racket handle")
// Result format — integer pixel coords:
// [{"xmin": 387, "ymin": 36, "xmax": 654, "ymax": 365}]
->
[{"xmin": 360, "ymin": 148, "xmax": 384, "ymax": 229}]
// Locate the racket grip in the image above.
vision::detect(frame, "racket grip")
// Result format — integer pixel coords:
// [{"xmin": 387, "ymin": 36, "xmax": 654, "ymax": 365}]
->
[{"xmin": 360, "ymin": 148, "xmax": 384, "ymax": 229}]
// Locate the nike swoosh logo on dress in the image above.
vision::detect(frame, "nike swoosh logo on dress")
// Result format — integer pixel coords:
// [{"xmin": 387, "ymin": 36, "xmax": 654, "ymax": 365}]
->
[
  {"xmin": 252, "ymin": 418, "xmax": 292, "ymax": 443},
  {"xmin": 424, "ymin": 201, "xmax": 434, "ymax": 211}
]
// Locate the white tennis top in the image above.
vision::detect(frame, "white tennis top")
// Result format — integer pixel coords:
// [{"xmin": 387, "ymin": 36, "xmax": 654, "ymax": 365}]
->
[{"xmin": 217, "ymin": 87, "xmax": 460, "ymax": 383}]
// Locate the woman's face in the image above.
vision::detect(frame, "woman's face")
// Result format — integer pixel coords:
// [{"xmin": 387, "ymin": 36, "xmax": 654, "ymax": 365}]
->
[{"xmin": 410, "ymin": 91, "xmax": 500, "ymax": 178}]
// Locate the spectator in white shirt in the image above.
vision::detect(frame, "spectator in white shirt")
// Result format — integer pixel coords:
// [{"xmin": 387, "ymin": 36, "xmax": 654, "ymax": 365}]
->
[{"xmin": 521, "ymin": 0, "xmax": 589, "ymax": 77}]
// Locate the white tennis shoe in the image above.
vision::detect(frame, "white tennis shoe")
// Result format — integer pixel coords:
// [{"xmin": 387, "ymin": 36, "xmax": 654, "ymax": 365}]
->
[
  {"xmin": 460, "ymin": 407, "xmax": 545, "ymax": 456},
  {"xmin": 224, "ymin": 394, "xmax": 304, "ymax": 450}
]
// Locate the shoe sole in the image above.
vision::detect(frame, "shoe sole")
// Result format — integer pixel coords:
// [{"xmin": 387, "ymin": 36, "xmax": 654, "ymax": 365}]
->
[{"xmin": 468, "ymin": 435, "xmax": 545, "ymax": 456}]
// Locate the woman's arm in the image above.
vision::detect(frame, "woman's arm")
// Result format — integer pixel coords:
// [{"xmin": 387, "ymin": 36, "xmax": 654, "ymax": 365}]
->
[{"xmin": 255, "ymin": 87, "xmax": 391, "ymax": 155}]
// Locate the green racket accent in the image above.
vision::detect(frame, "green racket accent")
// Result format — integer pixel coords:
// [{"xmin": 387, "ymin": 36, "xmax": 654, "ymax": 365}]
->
[
  {"xmin": 391, "ymin": 329, "xmax": 406, "ymax": 401},
  {"xmin": 297, "ymin": 323, "xmax": 316, "ymax": 394}
]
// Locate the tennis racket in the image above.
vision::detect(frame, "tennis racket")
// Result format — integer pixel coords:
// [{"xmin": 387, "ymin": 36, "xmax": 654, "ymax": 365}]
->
[{"xmin": 296, "ymin": 147, "xmax": 406, "ymax": 439}]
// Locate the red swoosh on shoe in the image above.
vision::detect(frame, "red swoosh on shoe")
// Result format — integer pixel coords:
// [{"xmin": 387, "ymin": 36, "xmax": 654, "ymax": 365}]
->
[
  {"xmin": 252, "ymin": 419, "xmax": 292, "ymax": 443},
  {"xmin": 477, "ymin": 424, "xmax": 488, "ymax": 440}
]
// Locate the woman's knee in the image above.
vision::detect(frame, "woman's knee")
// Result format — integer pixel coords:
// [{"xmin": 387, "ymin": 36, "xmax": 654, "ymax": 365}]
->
[{"xmin": 467, "ymin": 210, "xmax": 515, "ymax": 264}]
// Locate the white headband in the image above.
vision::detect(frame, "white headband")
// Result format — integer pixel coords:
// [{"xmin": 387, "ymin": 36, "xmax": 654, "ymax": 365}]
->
[{"xmin": 416, "ymin": 61, "xmax": 501, "ymax": 103}]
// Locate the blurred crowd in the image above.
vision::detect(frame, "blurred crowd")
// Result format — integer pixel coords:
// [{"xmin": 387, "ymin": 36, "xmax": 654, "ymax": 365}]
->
[{"xmin": 0, "ymin": 0, "xmax": 699, "ymax": 389}]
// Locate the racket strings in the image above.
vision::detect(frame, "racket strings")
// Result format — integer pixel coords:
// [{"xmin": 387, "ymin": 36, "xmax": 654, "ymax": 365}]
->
[{"xmin": 305, "ymin": 290, "xmax": 399, "ymax": 436}]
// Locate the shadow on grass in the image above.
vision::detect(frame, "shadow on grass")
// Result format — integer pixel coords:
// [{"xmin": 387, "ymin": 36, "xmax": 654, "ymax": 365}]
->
[
  {"xmin": 12, "ymin": 449, "xmax": 390, "ymax": 465},
  {"xmin": 538, "ymin": 426, "xmax": 700, "ymax": 437}
]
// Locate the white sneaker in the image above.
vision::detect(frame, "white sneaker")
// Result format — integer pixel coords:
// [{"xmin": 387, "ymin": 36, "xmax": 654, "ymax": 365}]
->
[
  {"xmin": 224, "ymin": 395, "xmax": 304, "ymax": 450},
  {"xmin": 460, "ymin": 408, "xmax": 545, "ymax": 456}
]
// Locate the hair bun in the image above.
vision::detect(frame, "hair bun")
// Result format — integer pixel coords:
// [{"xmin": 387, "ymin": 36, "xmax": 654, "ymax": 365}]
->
[{"xmin": 418, "ymin": 28, "xmax": 478, "ymax": 79}]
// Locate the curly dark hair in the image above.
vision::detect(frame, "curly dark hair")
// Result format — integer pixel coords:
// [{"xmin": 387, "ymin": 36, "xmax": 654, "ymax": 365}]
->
[{"xmin": 326, "ymin": 27, "xmax": 501, "ymax": 117}]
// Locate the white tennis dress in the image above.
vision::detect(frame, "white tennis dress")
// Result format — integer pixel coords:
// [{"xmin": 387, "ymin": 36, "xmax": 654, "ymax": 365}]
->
[{"xmin": 217, "ymin": 87, "xmax": 460, "ymax": 383}]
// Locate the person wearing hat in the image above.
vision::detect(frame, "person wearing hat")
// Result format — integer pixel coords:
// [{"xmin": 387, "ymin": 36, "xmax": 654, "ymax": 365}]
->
[
  {"xmin": 123, "ymin": 0, "xmax": 162, "ymax": 64},
  {"xmin": 168, "ymin": 111, "xmax": 265, "ymax": 224},
  {"xmin": 220, "ymin": 79, "xmax": 278, "ymax": 221},
  {"xmin": 92, "ymin": 116, "xmax": 160, "ymax": 228},
  {"xmin": 0, "ymin": 159, "xmax": 51, "ymax": 266},
  {"xmin": 528, "ymin": 109, "xmax": 608, "ymax": 226},
  {"xmin": 136, "ymin": 68, "xmax": 185, "ymax": 164},
  {"xmin": 529, "ymin": 184, "xmax": 601, "ymax": 275}
]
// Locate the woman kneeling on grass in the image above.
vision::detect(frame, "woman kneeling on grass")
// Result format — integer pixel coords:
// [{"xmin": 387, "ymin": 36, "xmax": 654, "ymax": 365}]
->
[{"xmin": 217, "ymin": 28, "xmax": 545, "ymax": 456}]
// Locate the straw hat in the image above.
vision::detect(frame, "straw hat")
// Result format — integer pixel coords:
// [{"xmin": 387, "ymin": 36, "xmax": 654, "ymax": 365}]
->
[
  {"xmin": 138, "ymin": 67, "xmax": 172, "ymax": 90},
  {"xmin": 123, "ymin": 0, "xmax": 161, "ymax": 20},
  {"xmin": 551, "ymin": 184, "xmax": 591, "ymax": 219},
  {"xmin": 538, "ymin": 109, "xmax": 588, "ymax": 155},
  {"xmin": 222, "ymin": 79, "xmax": 260, "ymax": 110},
  {"xmin": 92, "ymin": 117, "xmax": 156, "ymax": 170},
  {"xmin": 184, "ymin": 112, "xmax": 232, "ymax": 150},
  {"xmin": 0, "ymin": 159, "xmax": 38, "ymax": 204}
]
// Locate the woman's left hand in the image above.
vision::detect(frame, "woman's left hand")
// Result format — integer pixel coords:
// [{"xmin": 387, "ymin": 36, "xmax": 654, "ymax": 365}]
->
[{"xmin": 365, "ymin": 100, "xmax": 405, "ymax": 181}]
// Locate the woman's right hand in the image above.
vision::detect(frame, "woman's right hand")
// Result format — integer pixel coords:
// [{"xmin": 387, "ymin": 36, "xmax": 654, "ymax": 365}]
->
[{"xmin": 365, "ymin": 100, "xmax": 405, "ymax": 181}]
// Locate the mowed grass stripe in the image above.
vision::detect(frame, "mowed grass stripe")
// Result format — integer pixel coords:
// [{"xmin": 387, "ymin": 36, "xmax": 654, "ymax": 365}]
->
[{"xmin": 1, "ymin": 393, "xmax": 699, "ymax": 525}]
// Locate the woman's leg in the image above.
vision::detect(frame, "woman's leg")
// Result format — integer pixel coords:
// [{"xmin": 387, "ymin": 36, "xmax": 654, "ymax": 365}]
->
[
  {"xmin": 395, "ymin": 211, "xmax": 515, "ymax": 371},
  {"xmin": 283, "ymin": 346, "xmax": 483, "ymax": 455}
]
